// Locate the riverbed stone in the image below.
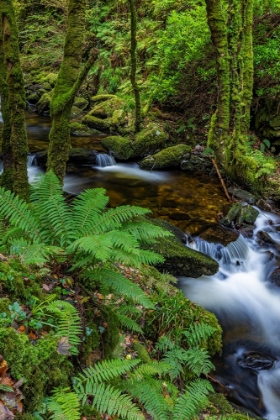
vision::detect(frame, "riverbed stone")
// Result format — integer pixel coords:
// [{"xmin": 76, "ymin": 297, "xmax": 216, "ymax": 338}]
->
[
  {"xmin": 269, "ymin": 267, "xmax": 280, "ymax": 286},
  {"xmin": 150, "ymin": 219, "xmax": 219, "ymax": 278},
  {"xmin": 139, "ymin": 144, "xmax": 192, "ymax": 170},
  {"xmin": 132, "ymin": 123, "xmax": 169, "ymax": 158},
  {"xmin": 227, "ymin": 187, "xmax": 256, "ymax": 204},
  {"xmin": 101, "ymin": 135, "xmax": 134, "ymax": 160}
]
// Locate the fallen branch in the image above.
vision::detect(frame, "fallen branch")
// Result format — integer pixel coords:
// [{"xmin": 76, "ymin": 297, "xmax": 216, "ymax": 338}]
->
[{"xmin": 211, "ymin": 158, "xmax": 232, "ymax": 202}]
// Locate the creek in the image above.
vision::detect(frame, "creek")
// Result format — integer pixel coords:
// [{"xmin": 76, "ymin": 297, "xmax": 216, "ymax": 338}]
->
[{"xmin": 1, "ymin": 111, "xmax": 280, "ymax": 418}]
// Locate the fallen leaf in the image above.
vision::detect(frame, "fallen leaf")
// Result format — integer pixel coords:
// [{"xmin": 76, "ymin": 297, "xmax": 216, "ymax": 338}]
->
[
  {"xmin": 29, "ymin": 331, "xmax": 37, "ymax": 340},
  {"xmin": 0, "ymin": 401, "xmax": 14, "ymax": 419},
  {"xmin": 17, "ymin": 326, "xmax": 25, "ymax": 333},
  {"xmin": 57, "ymin": 337, "xmax": 71, "ymax": 356},
  {"xmin": 0, "ymin": 359, "xmax": 8, "ymax": 378}
]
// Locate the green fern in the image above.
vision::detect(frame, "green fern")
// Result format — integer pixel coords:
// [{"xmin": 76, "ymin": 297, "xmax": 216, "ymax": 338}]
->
[
  {"xmin": 47, "ymin": 387, "xmax": 81, "ymax": 420},
  {"xmin": 173, "ymin": 379, "xmax": 213, "ymax": 419},
  {"xmin": 183, "ymin": 322, "xmax": 217, "ymax": 347}
]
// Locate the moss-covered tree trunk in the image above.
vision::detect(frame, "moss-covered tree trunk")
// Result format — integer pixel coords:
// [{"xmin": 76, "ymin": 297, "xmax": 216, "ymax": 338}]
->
[
  {"xmin": 128, "ymin": 0, "xmax": 141, "ymax": 133},
  {"xmin": 47, "ymin": 0, "xmax": 97, "ymax": 182},
  {"xmin": 206, "ymin": 0, "xmax": 254, "ymax": 180},
  {"xmin": 0, "ymin": 0, "xmax": 29, "ymax": 200}
]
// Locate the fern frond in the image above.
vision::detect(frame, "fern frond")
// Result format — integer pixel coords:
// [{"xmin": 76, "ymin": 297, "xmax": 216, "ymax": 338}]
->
[
  {"xmin": 85, "ymin": 267, "xmax": 154, "ymax": 308},
  {"xmin": 74, "ymin": 359, "xmax": 141, "ymax": 397},
  {"xmin": 47, "ymin": 387, "xmax": 81, "ymax": 420},
  {"xmin": 71, "ymin": 188, "xmax": 109, "ymax": 236},
  {"xmin": 124, "ymin": 377, "xmax": 169, "ymax": 420},
  {"xmin": 85, "ymin": 382, "xmax": 145, "ymax": 420},
  {"xmin": 122, "ymin": 220, "xmax": 172, "ymax": 245},
  {"xmin": 31, "ymin": 171, "xmax": 73, "ymax": 246},
  {"xmin": 116, "ymin": 313, "xmax": 143, "ymax": 333},
  {"xmin": 0, "ymin": 187, "xmax": 41, "ymax": 242},
  {"xmin": 183, "ymin": 322, "xmax": 217, "ymax": 347},
  {"xmin": 46, "ymin": 300, "xmax": 82, "ymax": 355},
  {"xmin": 89, "ymin": 205, "xmax": 151, "ymax": 234},
  {"xmin": 132, "ymin": 361, "xmax": 172, "ymax": 380},
  {"xmin": 173, "ymin": 379, "xmax": 213, "ymax": 420},
  {"xmin": 184, "ymin": 347, "xmax": 215, "ymax": 376}
]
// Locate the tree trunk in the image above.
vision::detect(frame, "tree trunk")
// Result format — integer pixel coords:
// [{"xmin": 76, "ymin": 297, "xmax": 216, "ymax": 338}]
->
[
  {"xmin": 206, "ymin": 0, "xmax": 254, "ymax": 180},
  {"xmin": 128, "ymin": 0, "xmax": 141, "ymax": 133},
  {"xmin": 47, "ymin": 0, "xmax": 98, "ymax": 182},
  {"xmin": 0, "ymin": 0, "xmax": 29, "ymax": 200}
]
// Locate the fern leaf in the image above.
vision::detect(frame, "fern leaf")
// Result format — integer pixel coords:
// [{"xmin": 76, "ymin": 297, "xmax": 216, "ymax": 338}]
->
[
  {"xmin": 74, "ymin": 359, "xmax": 141, "ymax": 397},
  {"xmin": 85, "ymin": 267, "xmax": 154, "ymax": 308},
  {"xmin": 183, "ymin": 322, "xmax": 217, "ymax": 347},
  {"xmin": 0, "ymin": 187, "xmax": 41, "ymax": 241},
  {"xmin": 71, "ymin": 188, "xmax": 109, "ymax": 236},
  {"xmin": 122, "ymin": 220, "xmax": 172, "ymax": 245},
  {"xmin": 88, "ymin": 382, "xmax": 145, "ymax": 420},
  {"xmin": 47, "ymin": 387, "xmax": 81, "ymax": 420},
  {"xmin": 89, "ymin": 205, "xmax": 151, "ymax": 234},
  {"xmin": 124, "ymin": 378, "xmax": 169, "ymax": 420},
  {"xmin": 173, "ymin": 379, "xmax": 213, "ymax": 420},
  {"xmin": 46, "ymin": 300, "xmax": 82, "ymax": 355},
  {"xmin": 184, "ymin": 347, "xmax": 215, "ymax": 376},
  {"xmin": 116, "ymin": 313, "xmax": 143, "ymax": 333}
]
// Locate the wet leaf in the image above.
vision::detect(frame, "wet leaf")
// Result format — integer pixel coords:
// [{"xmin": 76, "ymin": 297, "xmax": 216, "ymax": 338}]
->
[{"xmin": 57, "ymin": 337, "xmax": 71, "ymax": 355}]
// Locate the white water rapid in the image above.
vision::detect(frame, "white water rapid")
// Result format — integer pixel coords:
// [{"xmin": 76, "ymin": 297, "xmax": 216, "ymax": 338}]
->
[{"xmin": 178, "ymin": 210, "xmax": 280, "ymax": 419}]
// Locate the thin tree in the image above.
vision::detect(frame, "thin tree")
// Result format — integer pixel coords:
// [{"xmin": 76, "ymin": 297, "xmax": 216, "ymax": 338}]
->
[
  {"xmin": 47, "ymin": 0, "xmax": 98, "ymax": 182},
  {"xmin": 0, "ymin": 0, "xmax": 29, "ymax": 199},
  {"xmin": 128, "ymin": 0, "xmax": 142, "ymax": 133},
  {"xmin": 206, "ymin": 0, "xmax": 254, "ymax": 180}
]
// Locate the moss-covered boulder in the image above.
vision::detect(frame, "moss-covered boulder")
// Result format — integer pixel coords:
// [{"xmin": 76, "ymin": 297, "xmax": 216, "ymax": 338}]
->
[
  {"xmin": 101, "ymin": 135, "xmax": 134, "ymax": 160},
  {"xmin": 73, "ymin": 96, "xmax": 89, "ymax": 111},
  {"xmin": 140, "ymin": 144, "xmax": 191, "ymax": 169},
  {"xmin": 221, "ymin": 202, "xmax": 259, "ymax": 228},
  {"xmin": 151, "ymin": 219, "xmax": 219, "ymax": 277},
  {"xmin": 70, "ymin": 122, "xmax": 102, "ymax": 137},
  {"xmin": 36, "ymin": 90, "xmax": 53, "ymax": 115},
  {"xmin": 83, "ymin": 95, "xmax": 127, "ymax": 133},
  {"xmin": 44, "ymin": 72, "xmax": 58, "ymax": 87},
  {"xmin": 132, "ymin": 123, "xmax": 169, "ymax": 157}
]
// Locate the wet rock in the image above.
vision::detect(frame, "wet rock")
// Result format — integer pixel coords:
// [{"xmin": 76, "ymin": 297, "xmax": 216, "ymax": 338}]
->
[
  {"xmin": 169, "ymin": 211, "xmax": 191, "ymax": 221},
  {"xmin": 102, "ymin": 135, "xmax": 134, "ymax": 160},
  {"xmin": 269, "ymin": 267, "xmax": 280, "ymax": 286},
  {"xmin": 139, "ymin": 144, "xmax": 191, "ymax": 170},
  {"xmin": 221, "ymin": 203, "xmax": 259, "ymax": 228},
  {"xmin": 237, "ymin": 352, "xmax": 275, "ymax": 371},
  {"xmin": 220, "ymin": 202, "xmax": 243, "ymax": 227},
  {"xmin": 150, "ymin": 219, "xmax": 219, "ymax": 278},
  {"xmin": 35, "ymin": 148, "xmax": 98, "ymax": 168},
  {"xmin": 198, "ymin": 224, "xmax": 239, "ymax": 246},
  {"xmin": 132, "ymin": 123, "xmax": 169, "ymax": 158},
  {"xmin": 257, "ymin": 231, "xmax": 280, "ymax": 250},
  {"xmin": 227, "ymin": 187, "xmax": 256, "ymax": 204}
]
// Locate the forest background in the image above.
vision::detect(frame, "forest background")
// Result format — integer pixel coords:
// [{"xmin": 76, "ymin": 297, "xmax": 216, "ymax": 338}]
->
[{"xmin": 0, "ymin": 0, "xmax": 279, "ymax": 419}]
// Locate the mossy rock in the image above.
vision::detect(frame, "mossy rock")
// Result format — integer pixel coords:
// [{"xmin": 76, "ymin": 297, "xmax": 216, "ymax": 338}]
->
[
  {"xmin": 70, "ymin": 122, "xmax": 102, "ymax": 137},
  {"xmin": 82, "ymin": 114, "xmax": 118, "ymax": 133},
  {"xmin": 140, "ymin": 144, "xmax": 192, "ymax": 169},
  {"xmin": 36, "ymin": 90, "xmax": 53, "ymax": 115},
  {"xmin": 26, "ymin": 91, "xmax": 40, "ymax": 104},
  {"xmin": 150, "ymin": 219, "xmax": 218, "ymax": 278},
  {"xmin": 44, "ymin": 72, "xmax": 58, "ymax": 87},
  {"xmin": 91, "ymin": 94, "xmax": 117, "ymax": 104},
  {"xmin": 88, "ymin": 96, "xmax": 125, "ymax": 119},
  {"xmin": 132, "ymin": 123, "xmax": 169, "ymax": 157},
  {"xmin": 101, "ymin": 135, "xmax": 134, "ymax": 160},
  {"xmin": 73, "ymin": 96, "xmax": 89, "ymax": 111}
]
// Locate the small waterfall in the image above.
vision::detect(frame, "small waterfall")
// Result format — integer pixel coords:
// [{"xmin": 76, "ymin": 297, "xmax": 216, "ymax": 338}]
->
[
  {"xmin": 96, "ymin": 153, "xmax": 116, "ymax": 167},
  {"xmin": 27, "ymin": 154, "xmax": 37, "ymax": 167},
  {"xmin": 179, "ymin": 210, "xmax": 280, "ymax": 419}
]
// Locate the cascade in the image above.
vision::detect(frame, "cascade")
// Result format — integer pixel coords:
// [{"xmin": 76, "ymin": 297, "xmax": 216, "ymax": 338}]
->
[
  {"xmin": 95, "ymin": 153, "xmax": 116, "ymax": 167},
  {"xmin": 179, "ymin": 210, "xmax": 280, "ymax": 419}
]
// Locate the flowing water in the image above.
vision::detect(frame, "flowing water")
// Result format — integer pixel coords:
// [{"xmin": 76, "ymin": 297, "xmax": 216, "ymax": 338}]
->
[
  {"xmin": 179, "ymin": 210, "xmax": 280, "ymax": 419},
  {"xmin": 1, "ymin": 110, "xmax": 280, "ymax": 417}
]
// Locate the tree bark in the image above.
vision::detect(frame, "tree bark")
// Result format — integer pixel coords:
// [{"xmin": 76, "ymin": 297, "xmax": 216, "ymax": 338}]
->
[
  {"xmin": 47, "ymin": 0, "xmax": 98, "ymax": 182},
  {"xmin": 128, "ymin": 0, "xmax": 141, "ymax": 133},
  {"xmin": 206, "ymin": 0, "xmax": 254, "ymax": 181},
  {"xmin": 0, "ymin": 0, "xmax": 29, "ymax": 199}
]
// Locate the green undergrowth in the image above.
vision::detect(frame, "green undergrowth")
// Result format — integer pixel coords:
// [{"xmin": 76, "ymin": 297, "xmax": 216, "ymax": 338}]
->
[{"xmin": 0, "ymin": 171, "xmax": 256, "ymax": 419}]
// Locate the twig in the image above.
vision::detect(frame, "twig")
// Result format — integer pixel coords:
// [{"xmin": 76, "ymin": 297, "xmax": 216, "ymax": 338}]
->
[{"xmin": 211, "ymin": 158, "xmax": 232, "ymax": 202}]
